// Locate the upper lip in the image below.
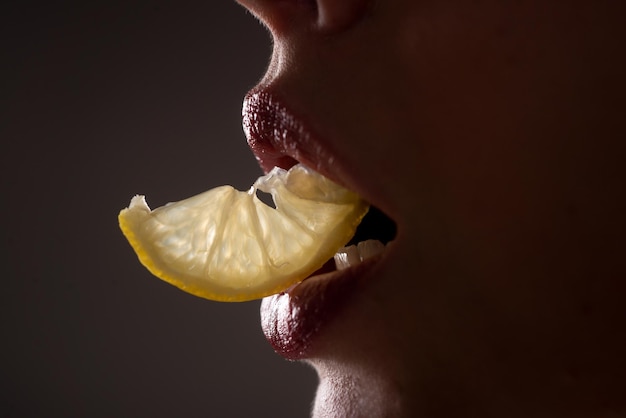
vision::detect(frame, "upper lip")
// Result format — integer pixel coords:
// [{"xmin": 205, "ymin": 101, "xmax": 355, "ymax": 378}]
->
[
  {"xmin": 242, "ymin": 88, "xmax": 359, "ymax": 195},
  {"xmin": 242, "ymin": 89, "xmax": 303, "ymax": 174},
  {"xmin": 242, "ymin": 87, "xmax": 399, "ymax": 245}
]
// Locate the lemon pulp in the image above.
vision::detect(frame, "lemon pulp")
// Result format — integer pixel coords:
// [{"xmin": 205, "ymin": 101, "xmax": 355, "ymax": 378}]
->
[{"xmin": 119, "ymin": 164, "xmax": 369, "ymax": 302}]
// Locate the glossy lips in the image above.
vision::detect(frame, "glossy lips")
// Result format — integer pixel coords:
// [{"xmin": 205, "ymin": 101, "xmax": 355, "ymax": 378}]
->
[
  {"xmin": 243, "ymin": 89, "xmax": 395, "ymax": 358},
  {"xmin": 260, "ymin": 255, "xmax": 383, "ymax": 359},
  {"xmin": 243, "ymin": 90, "xmax": 336, "ymax": 178}
]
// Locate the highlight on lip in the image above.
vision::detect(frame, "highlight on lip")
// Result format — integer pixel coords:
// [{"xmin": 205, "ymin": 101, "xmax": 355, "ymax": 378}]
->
[
  {"xmin": 242, "ymin": 90, "xmax": 318, "ymax": 174},
  {"xmin": 261, "ymin": 250, "xmax": 389, "ymax": 359}
]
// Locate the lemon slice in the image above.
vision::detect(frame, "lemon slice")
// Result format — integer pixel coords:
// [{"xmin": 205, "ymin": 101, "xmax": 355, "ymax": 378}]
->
[{"xmin": 119, "ymin": 164, "xmax": 369, "ymax": 302}]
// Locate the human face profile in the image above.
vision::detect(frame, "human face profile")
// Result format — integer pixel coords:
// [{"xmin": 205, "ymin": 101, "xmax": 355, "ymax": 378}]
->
[{"xmin": 237, "ymin": 0, "xmax": 626, "ymax": 416}]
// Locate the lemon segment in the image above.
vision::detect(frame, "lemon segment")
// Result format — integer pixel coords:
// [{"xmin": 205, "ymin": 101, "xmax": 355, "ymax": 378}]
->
[{"xmin": 119, "ymin": 164, "xmax": 369, "ymax": 302}]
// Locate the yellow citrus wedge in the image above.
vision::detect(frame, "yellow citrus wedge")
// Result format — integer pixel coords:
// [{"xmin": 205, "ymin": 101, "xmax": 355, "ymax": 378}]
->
[{"xmin": 119, "ymin": 164, "xmax": 369, "ymax": 302}]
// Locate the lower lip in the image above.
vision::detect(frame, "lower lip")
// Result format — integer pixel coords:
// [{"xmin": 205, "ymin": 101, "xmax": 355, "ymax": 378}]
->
[{"xmin": 260, "ymin": 254, "xmax": 384, "ymax": 360}]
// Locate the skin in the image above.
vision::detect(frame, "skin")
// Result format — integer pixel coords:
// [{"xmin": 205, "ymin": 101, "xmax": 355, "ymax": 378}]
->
[{"xmin": 236, "ymin": 0, "xmax": 626, "ymax": 416}]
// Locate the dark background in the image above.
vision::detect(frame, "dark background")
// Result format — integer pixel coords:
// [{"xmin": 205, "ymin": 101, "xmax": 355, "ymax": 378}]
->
[{"xmin": 2, "ymin": 2, "xmax": 317, "ymax": 417}]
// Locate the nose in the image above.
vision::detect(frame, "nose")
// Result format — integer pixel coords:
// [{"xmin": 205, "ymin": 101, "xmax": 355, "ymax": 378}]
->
[{"xmin": 235, "ymin": 0, "xmax": 368, "ymax": 36}]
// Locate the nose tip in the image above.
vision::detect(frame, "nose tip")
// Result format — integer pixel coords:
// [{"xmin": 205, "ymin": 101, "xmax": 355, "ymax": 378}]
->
[{"xmin": 236, "ymin": 0, "xmax": 368, "ymax": 36}]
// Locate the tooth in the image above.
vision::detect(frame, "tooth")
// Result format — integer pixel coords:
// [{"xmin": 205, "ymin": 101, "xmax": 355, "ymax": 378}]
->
[
  {"xmin": 334, "ymin": 245, "xmax": 360, "ymax": 270},
  {"xmin": 357, "ymin": 239, "xmax": 385, "ymax": 261},
  {"xmin": 334, "ymin": 240, "xmax": 388, "ymax": 270}
]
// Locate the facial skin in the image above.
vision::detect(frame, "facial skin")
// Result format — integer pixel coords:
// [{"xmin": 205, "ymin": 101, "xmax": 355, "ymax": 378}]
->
[{"xmin": 237, "ymin": 0, "xmax": 626, "ymax": 416}]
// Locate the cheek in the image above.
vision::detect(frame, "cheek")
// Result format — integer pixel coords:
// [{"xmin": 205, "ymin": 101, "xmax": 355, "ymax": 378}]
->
[{"xmin": 386, "ymin": 4, "xmax": 612, "ymax": 272}]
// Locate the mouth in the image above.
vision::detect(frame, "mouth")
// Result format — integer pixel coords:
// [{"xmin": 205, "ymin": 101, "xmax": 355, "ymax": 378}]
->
[{"xmin": 243, "ymin": 89, "xmax": 398, "ymax": 359}]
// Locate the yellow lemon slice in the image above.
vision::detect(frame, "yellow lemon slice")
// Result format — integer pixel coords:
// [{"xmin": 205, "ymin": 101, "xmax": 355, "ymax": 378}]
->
[{"xmin": 119, "ymin": 164, "xmax": 369, "ymax": 302}]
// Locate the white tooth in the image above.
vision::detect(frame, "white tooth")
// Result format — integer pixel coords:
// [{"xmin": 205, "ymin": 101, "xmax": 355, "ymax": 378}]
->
[
  {"xmin": 357, "ymin": 239, "xmax": 385, "ymax": 261},
  {"xmin": 334, "ymin": 245, "xmax": 360, "ymax": 270}
]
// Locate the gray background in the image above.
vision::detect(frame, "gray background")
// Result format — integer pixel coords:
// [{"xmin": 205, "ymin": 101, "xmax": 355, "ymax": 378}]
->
[{"xmin": 2, "ymin": 2, "xmax": 317, "ymax": 417}]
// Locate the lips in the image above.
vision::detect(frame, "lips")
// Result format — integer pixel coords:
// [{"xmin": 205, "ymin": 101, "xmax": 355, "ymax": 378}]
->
[
  {"xmin": 243, "ymin": 88, "xmax": 397, "ymax": 359},
  {"xmin": 243, "ymin": 90, "xmax": 336, "ymax": 177},
  {"xmin": 260, "ymin": 253, "xmax": 387, "ymax": 359}
]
